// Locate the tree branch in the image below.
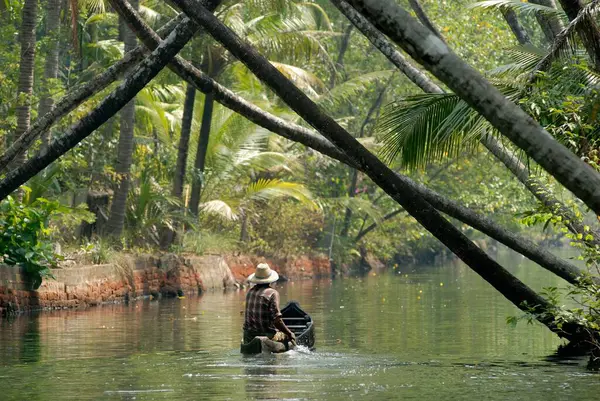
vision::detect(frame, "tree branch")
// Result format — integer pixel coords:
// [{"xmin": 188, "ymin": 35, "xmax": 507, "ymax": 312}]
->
[{"xmin": 355, "ymin": 208, "xmax": 405, "ymax": 242}]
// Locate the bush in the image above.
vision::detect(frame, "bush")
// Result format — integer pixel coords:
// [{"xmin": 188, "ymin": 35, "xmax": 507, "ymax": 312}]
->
[
  {"xmin": 248, "ymin": 200, "xmax": 324, "ymax": 257},
  {"xmin": 0, "ymin": 196, "xmax": 63, "ymax": 288}
]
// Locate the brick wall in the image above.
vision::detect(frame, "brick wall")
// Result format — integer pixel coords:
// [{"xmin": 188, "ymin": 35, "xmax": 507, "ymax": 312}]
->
[{"xmin": 0, "ymin": 254, "xmax": 236, "ymax": 315}]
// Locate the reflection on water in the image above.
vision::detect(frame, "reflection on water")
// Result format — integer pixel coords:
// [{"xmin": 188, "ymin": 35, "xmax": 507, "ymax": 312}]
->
[{"xmin": 0, "ymin": 249, "xmax": 598, "ymax": 400}]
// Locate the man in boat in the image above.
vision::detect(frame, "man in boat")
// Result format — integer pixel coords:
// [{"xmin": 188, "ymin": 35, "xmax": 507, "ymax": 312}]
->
[{"xmin": 243, "ymin": 263, "xmax": 296, "ymax": 352}]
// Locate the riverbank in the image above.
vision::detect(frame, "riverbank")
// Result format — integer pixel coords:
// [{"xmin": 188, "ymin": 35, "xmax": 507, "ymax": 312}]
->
[{"xmin": 0, "ymin": 253, "xmax": 331, "ymax": 315}]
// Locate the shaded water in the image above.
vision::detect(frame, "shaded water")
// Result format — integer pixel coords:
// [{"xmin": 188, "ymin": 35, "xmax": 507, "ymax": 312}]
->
[{"xmin": 0, "ymin": 250, "xmax": 598, "ymax": 400}]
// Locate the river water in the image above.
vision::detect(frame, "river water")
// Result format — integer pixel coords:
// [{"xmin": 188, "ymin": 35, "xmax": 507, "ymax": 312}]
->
[{"xmin": 0, "ymin": 250, "xmax": 598, "ymax": 400}]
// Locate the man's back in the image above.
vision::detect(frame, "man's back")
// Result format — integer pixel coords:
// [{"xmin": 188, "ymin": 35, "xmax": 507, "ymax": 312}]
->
[{"xmin": 243, "ymin": 284, "xmax": 282, "ymax": 335}]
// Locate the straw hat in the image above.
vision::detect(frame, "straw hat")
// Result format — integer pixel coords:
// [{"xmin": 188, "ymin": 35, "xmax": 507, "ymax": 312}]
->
[{"xmin": 247, "ymin": 263, "xmax": 279, "ymax": 284}]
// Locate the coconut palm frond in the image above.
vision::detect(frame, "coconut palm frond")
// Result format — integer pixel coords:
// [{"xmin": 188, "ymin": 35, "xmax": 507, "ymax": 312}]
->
[
  {"xmin": 545, "ymin": 62, "xmax": 600, "ymax": 95},
  {"xmin": 84, "ymin": 12, "xmax": 116, "ymax": 26},
  {"xmin": 488, "ymin": 44, "xmax": 545, "ymax": 78},
  {"xmin": 80, "ymin": 0, "xmax": 106, "ymax": 14},
  {"xmin": 126, "ymin": 170, "xmax": 184, "ymax": 242},
  {"xmin": 245, "ymin": 179, "xmax": 317, "ymax": 208},
  {"xmin": 378, "ymin": 94, "xmax": 463, "ymax": 167},
  {"xmin": 200, "ymin": 200, "xmax": 239, "ymax": 221},
  {"xmin": 378, "ymin": 80, "xmax": 522, "ymax": 169},
  {"xmin": 297, "ymin": 1, "xmax": 333, "ymax": 31},
  {"xmin": 322, "ymin": 70, "xmax": 395, "ymax": 107},
  {"xmin": 532, "ymin": 0, "xmax": 600, "ymax": 78},
  {"xmin": 246, "ymin": 13, "xmax": 335, "ymax": 63},
  {"xmin": 270, "ymin": 62, "xmax": 326, "ymax": 98},
  {"xmin": 231, "ymin": 150, "xmax": 290, "ymax": 173},
  {"xmin": 138, "ymin": 5, "xmax": 161, "ymax": 24},
  {"xmin": 136, "ymin": 86, "xmax": 184, "ymax": 140},
  {"xmin": 87, "ymin": 39, "xmax": 124, "ymax": 62},
  {"xmin": 22, "ymin": 163, "xmax": 62, "ymax": 205},
  {"xmin": 469, "ymin": 0, "xmax": 566, "ymax": 18},
  {"xmin": 326, "ymin": 196, "xmax": 384, "ymax": 224}
]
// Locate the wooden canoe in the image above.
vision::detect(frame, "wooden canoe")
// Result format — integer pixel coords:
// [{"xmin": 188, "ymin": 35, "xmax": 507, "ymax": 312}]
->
[{"xmin": 240, "ymin": 301, "xmax": 315, "ymax": 354}]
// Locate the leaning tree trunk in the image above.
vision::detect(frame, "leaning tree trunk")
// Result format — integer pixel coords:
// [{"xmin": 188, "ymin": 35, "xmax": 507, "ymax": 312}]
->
[
  {"xmin": 173, "ymin": 0, "xmax": 590, "ymax": 341},
  {"xmin": 343, "ymin": 0, "xmax": 600, "ymax": 219},
  {"xmin": 106, "ymin": 0, "xmax": 140, "ymax": 238},
  {"xmin": 189, "ymin": 91, "xmax": 215, "ymax": 216},
  {"xmin": 329, "ymin": 23, "xmax": 353, "ymax": 88},
  {"xmin": 84, "ymin": 0, "xmax": 586, "ymax": 285},
  {"xmin": 38, "ymin": 0, "xmax": 62, "ymax": 152},
  {"xmin": 530, "ymin": 0, "xmax": 564, "ymax": 43},
  {"xmin": 0, "ymin": 19, "xmax": 200, "ymax": 205},
  {"xmin": 501, "ymin": 8, "xmax": 531, "ymax": 45},
  {"xmin": 340, "ymin": 85, "xmax": 387, "ymax": 237},
  {"xmin": 556, "ymin": 0, "xmax": 600, "ymax": 71},
  {"xmin": 408, "ymin": 0, "xmax": 445, "ymax": 43},
  {"xmin": 160, "ymin": 78, "xmax": 197, "ymax": 248},
  {"xmin": 13, "ymin": 0, "xmax": 38, "ymax": 169}
]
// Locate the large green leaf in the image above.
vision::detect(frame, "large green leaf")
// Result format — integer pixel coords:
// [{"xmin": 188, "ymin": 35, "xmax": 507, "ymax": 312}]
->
[{"xmin": 378, "ymin": 81, "xmax": 521, "ymax": 169}]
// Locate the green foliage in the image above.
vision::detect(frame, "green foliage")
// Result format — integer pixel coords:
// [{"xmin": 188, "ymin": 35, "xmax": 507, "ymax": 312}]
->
[
  {"xmin": 125, "ymin": 166, "xmax": 190, "ymax": 248},
  {"xmin": 0, "ymin": 197, "xmax": 62, "ymax": 289},
  {"xmin": 248, "ymin": 200, "xmax": 324, "ymax": 257},
  {"xmin": 181, "ymin": 230, "xmax": 239, "ymax": 255},
  {"xmin": 76, "ymin": 238, "xmax": 114, "ymax": 265}
]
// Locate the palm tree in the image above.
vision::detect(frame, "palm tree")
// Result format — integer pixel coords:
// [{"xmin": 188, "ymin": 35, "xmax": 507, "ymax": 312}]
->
[
  {"xmin": 105, "ymin": 0, "xmax": 139, "ymax": 238},
  {"xmin": 39, "ymin": 0, "xmax": 64, "ymax": 151},
  {"xmin": 195, "ymin": 101, "xmax": 318, "ymax": 242},
  {"xmin": 13, "ymin": 0, "xmax": 38, "ymax": 169},
  {"xmin": 187, "ymin": 0, "xmax": 334, "ymax": 216}
]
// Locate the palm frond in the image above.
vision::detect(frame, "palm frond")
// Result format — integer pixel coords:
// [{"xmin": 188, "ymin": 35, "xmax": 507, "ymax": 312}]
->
[
  {"xmin": 80, "ymin": 0, "xmax": 105, "ymax": 14},
  {"xmin": 378, "ymin": 94, "xmax": 465, "ymax": 167},
  {"xmin": 84, "ymin": 12, "xmax": 117, "ymax": 26},
  {"xmin": 378, "ymin": 80, "xmax": 522, "ymax": 169},
  {"xmin": 22, "ymin": 164, "xmax": 62, "ymax": 205},
  {"xmin": 297, "ymin": 2, "xmax": 333, "ymax": 31},
  {"xmin": 326, "ymin": 196, "xmax": 383, "ymax": 224},
  {"xmin": 532, "ymin": 0, "xmax": 600, "ymax": 78},
  {"xmin": 321, "ymin": 70, "xmax": 395, "ymax": 107},
  {"xmin": 487, "ymin": 44, "xmax": 545, "ymax": 78},
  {"xmin": 245, "ymin": 179, "xmax": 317, "ymax": 208},
  {"xmin": 200, "ymin": 200, "xmax": 238, "ymax": 221},
  {"xmin": 87, "ymin": 39, "xmax": 124, "ymax": 61},
  {"xmin": 270, "ymin": 62, "xmax": 326, "ymax": 98},
  {"xmin": 245, "ymin": 14, "xmax": 335, "ymax": 64},
  {"xmin": 469, "ymin": 0, "xmax": 566, "ymax": 18}
]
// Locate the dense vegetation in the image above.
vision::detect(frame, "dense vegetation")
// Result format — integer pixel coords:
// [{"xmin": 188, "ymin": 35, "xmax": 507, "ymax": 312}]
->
[
  {"xmin": 0, "ymin": 0, "xmax": 538, "ymax": 265},
  {"xmin": 2, "ymin": 0, "xmax": 600, "ymax": 366}
]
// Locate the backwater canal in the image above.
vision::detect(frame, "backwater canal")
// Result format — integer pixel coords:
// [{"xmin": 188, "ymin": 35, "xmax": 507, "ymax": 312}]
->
[{"xmin": 0, "ymin": 250, "xmax": 598, "ymax": 400}]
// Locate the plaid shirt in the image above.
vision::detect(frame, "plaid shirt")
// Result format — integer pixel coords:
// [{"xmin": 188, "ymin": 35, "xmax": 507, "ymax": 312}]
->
[{"xmin": 243, "ymin": 284, "xmax": 282, "ymax": 335}]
